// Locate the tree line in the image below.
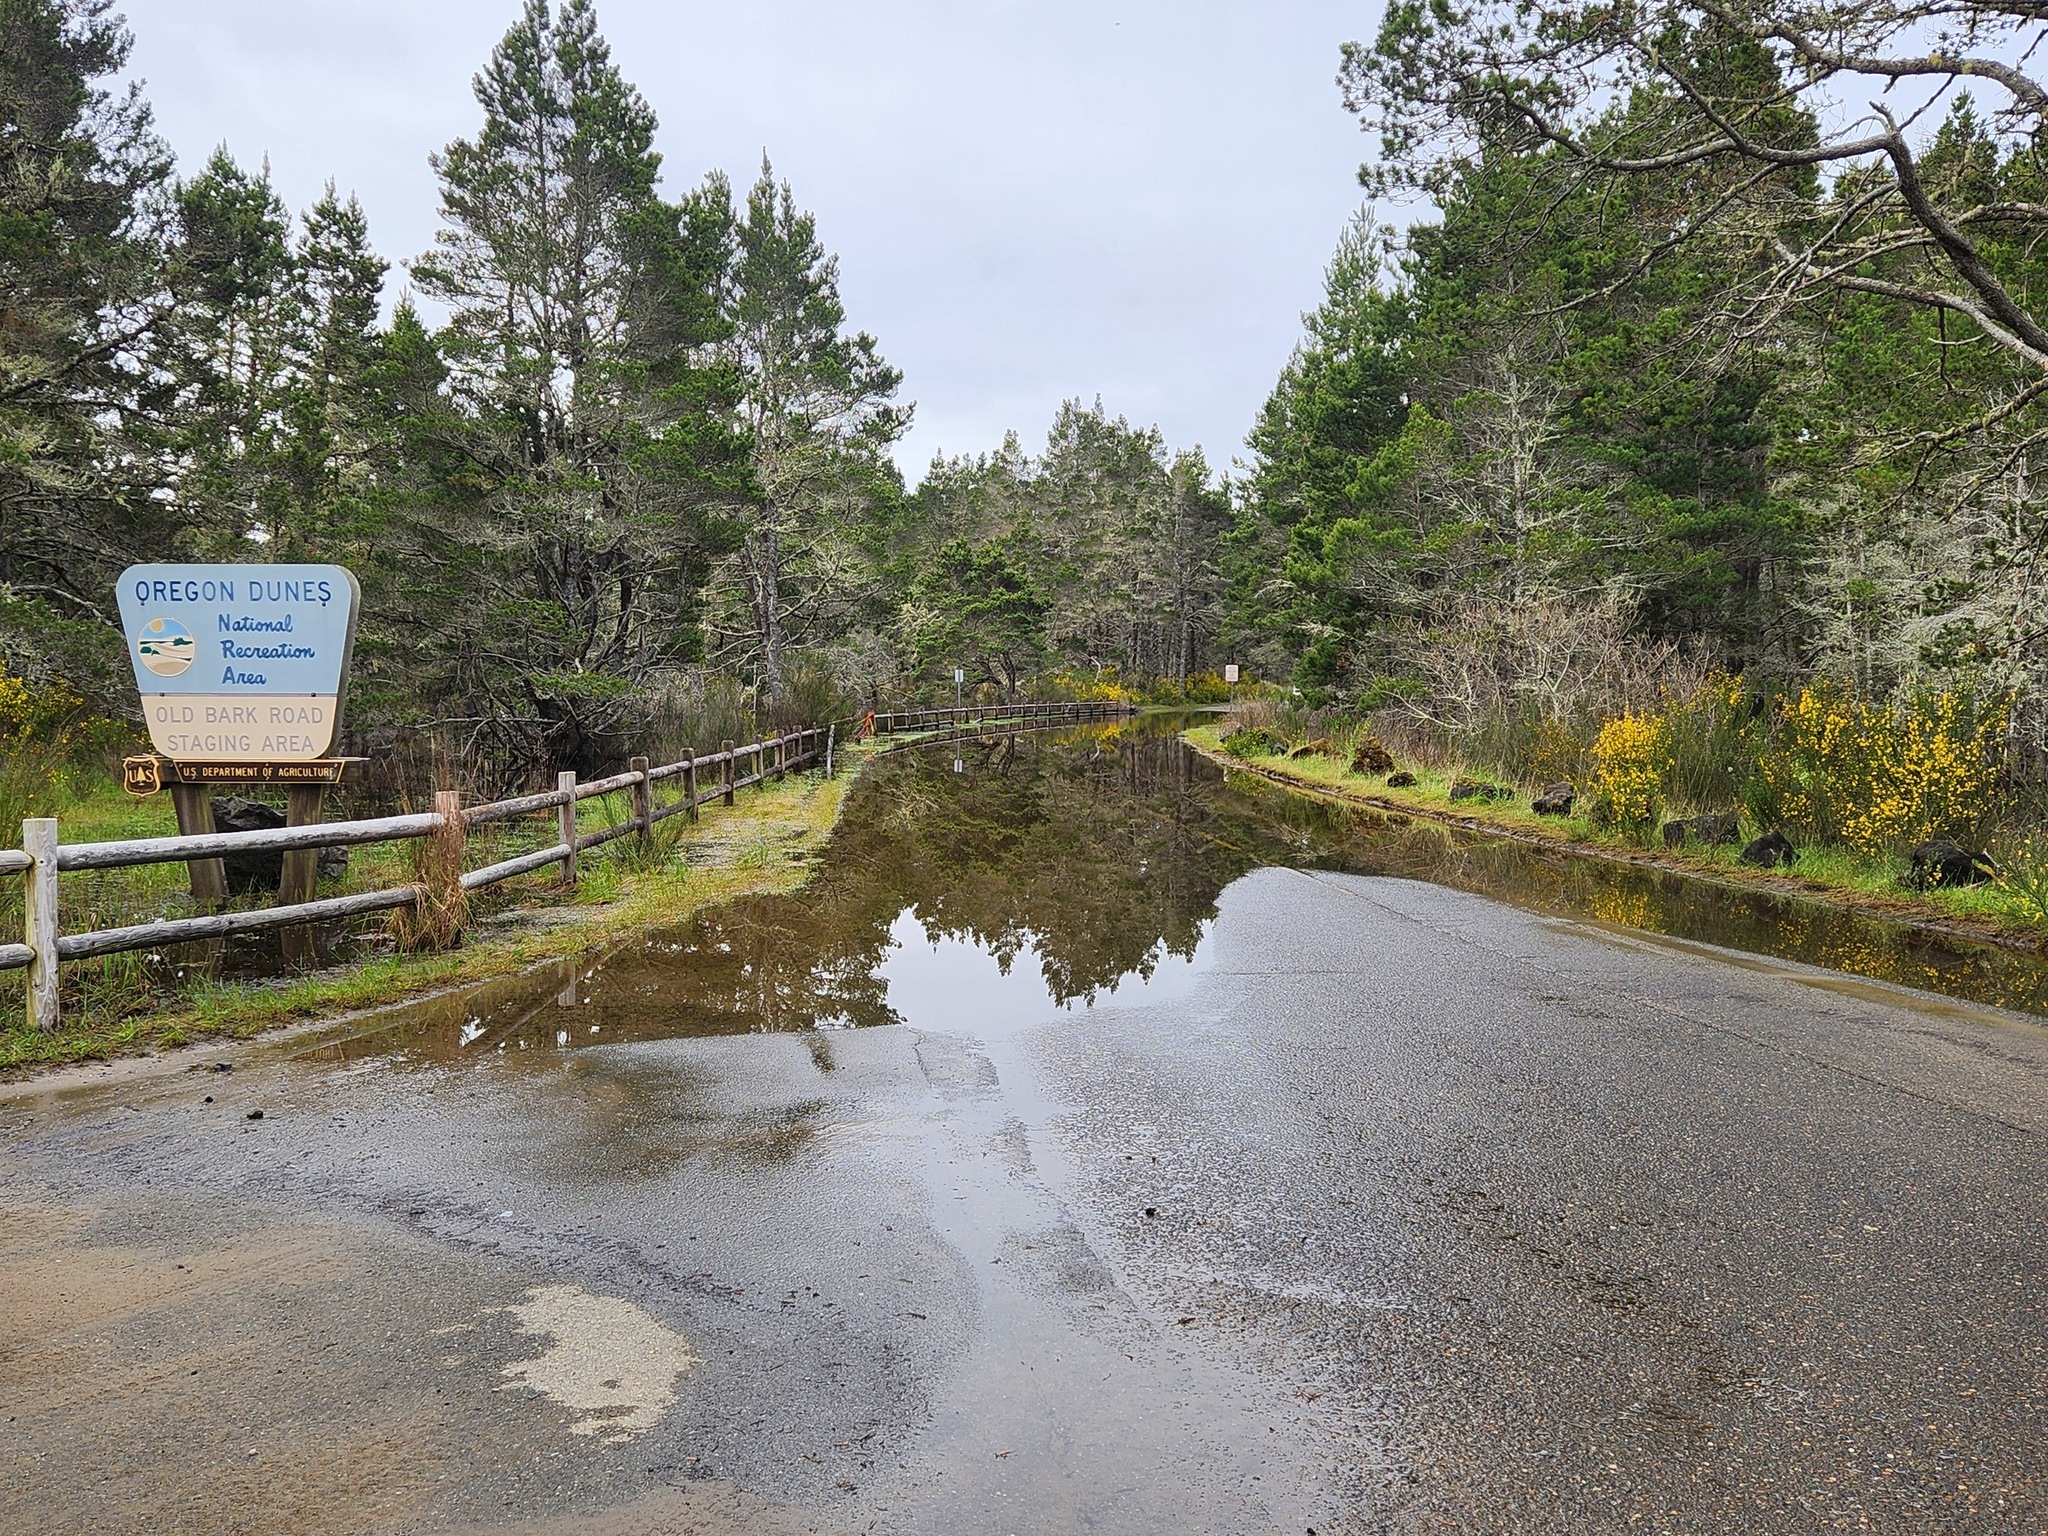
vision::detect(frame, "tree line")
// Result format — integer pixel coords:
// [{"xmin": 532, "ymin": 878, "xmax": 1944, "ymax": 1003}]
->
[
  {"xmin": 11, "ymin": 0, "xmax": 2044, "ymax": 790},
  {"xmin": 1237, "ymin": 0, "xmax": 2048, "ymax": 769},
  {"xmin": 1, "ymin": 0, "xmax": 1235, "ymax": 783}
]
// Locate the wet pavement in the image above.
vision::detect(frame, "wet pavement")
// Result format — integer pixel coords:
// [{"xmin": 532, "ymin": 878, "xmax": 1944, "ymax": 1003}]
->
[{"xmin": 2, "ymin": 722, "xmax": 2045, "ymax": 1533}]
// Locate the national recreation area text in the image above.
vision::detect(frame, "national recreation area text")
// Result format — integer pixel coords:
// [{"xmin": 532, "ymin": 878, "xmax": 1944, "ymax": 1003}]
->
[
  {"xmin": 117, "ymin": 563, "xmax": 358, "ymax": 704},
  {"xmin": 131, "ymin": 575, "xmax": 337, "ymax": 685}
]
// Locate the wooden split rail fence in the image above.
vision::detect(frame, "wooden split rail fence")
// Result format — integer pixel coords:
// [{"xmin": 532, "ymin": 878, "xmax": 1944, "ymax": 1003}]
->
[
  {"xmin": 1, "ymin": 698, "xmax": 1135, "ymax": 1032},
  {"xmin": 1, "ymin": 726, "xmax": 831, "ymax": 1033}
]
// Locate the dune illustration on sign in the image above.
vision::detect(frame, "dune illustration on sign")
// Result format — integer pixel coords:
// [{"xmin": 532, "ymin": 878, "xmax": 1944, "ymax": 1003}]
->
[{"xmin": 136, "ymin": 616, "xmax": 195, "ymax": 676}]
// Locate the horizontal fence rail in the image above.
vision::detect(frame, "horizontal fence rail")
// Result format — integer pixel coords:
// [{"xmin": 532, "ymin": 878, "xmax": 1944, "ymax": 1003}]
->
[
  {"xmin": 56, "ymin": 813, "xmax": 445, "ymax": 873},
  {"xmin": 862, "ymin": 700, "xmax": 1134, "ymax": 738},
  {"xmin": 4, "ymin": 724, "xmax": 832, "ymax": 1030}
]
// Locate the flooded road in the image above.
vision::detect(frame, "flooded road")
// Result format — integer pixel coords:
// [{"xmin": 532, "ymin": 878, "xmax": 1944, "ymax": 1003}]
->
[{"xmin": 3, "ymin": 720, "xmax": 2046, "ymax": 1534}]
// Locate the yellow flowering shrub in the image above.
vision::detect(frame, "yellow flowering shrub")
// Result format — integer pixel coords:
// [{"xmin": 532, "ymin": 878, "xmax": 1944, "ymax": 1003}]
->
[
  {"xmin": 0, "ymin": 667, "xmax": 83, "ymax": 747},
  {"xmin": 0, "ymin": 667, "xmax": 88, "ymax": 833},
  {"xmin": 1148, "ymin": 669, "xmax": 1231, "ymax": 705},
  {"xmin": 1590, "ymin": 710, "xmax": 1667, "ymax": 836},
  {"xmin": 1047, "ymin": 668, "xmax": 1138, "ymax": 703},
  {"xmin": 1841, "ymin": 690, "xmax": 2008, "ymax": 852},
  {"xmin": 1751, "ymin": 682, "xmax": 2007, "ymax": 853}
]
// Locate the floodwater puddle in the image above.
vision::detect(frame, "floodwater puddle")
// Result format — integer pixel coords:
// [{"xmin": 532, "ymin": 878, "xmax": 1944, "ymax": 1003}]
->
[
  {"xmin": 495, "ymin": 1283, "xmax": 700, "ymax": 1442},
  {"xmin": 302, "ymin": 715, "xmax": 2048, "ymax": 1070}
]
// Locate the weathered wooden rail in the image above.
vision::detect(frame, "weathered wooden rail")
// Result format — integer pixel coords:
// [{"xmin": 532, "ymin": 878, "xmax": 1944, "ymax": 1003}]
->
[
  {"xmin": 2, "ymin": 726, "xmax": 831, "ymax": 1032},
  {"xmin": 861, "ymin": 699, "xmax": 1134, "ymax": 737}
]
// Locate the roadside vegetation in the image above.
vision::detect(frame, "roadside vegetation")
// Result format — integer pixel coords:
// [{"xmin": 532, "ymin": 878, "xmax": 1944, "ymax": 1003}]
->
[
  {"xmin": 9, "ymin": 0, "xmax": 2048, "ymax": 1049},
  {"xmin": 1191, "ymin": 682, "xmax": 2048, "ymax": 945}
]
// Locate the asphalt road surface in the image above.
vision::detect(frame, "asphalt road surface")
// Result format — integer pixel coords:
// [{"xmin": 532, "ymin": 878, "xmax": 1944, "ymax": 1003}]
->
[{"xmin": 2, "ymin": 868, "xmax": 2044, "ymax": 1534}]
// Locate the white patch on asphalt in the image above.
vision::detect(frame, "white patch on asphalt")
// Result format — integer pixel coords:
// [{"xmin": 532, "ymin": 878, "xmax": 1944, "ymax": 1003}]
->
[{"xmin": 495, "ymin": 1284, "xmax": 700, "ymax": 1442}]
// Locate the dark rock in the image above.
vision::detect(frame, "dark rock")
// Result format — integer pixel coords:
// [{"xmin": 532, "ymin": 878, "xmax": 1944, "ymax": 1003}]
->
[
  {"xmin": 209, "ymin": 796, "xmax": 347, "ymax": 892},
  {"xmin": 1386, "ymin": 771, "xmax": 1417, "ymax": 789},
  {"xmin": 1905, "ymin": 838, "xmax": 1995, "ymax": 890},
  {"xmin": 1449, "ymin": 779, "xmax": 1513, "ymax": 804},
  {"xmin": 1662, "ymin": 810, "xmax": 1743, "ymax": 849},
  {"xmin": 1350, "ymin": 737, "xmax": 1395, "ymax": 776},
  {"xmin": 1144, "ymin": 1207, "xmax": 1157, "ymax": 1218},
  {"xmin": 1289, "ymin": 738, "xmax": 1335, "ymax": 760},
  {"xmin": 1739, "ymin": 830, "xmax": 1798, "ymax": 868},
  {"xmin": 1531, "ymin": 782, "xmax": 1576, "ymax": 815},
  {"xmin": 211, "ymin": 1061, "xmax": 232, "ymax": 1073},
  {"xmin": 245, "ymin": 1109, "xmax": 264, "ymax": 1121}
]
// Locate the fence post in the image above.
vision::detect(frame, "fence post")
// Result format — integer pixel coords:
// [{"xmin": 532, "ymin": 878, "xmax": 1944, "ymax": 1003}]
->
[
  {"xmin": 23, "ymin": 817, "xmax": 58, "ymax": 1034},
  {"xmin": 721, "ymin": 741, "xmax": 735, "ymax": 806},
  {"xmin": 682, "ymin": 749, "xmax": 699, "ymax": 822},
  {"xmin": 774, "ymin": 736, "xmax": 786, "ymax": 782},
  {"xmin": 825, "ymin": 722, "xmax": 836, "ymax": 777},
  {"xmin": 629, "ymin": 756, "xmax": 652, "ymax": 847},
  {"xmin": 279, "ymin": 783, "xmax": 327, "ymax": 968},
  {"xmin": 754, "ymin": 740, "xmax": 765, "ymax": 789},
  {"xmin": 167, "ymin": 782, "xmax": 227, "ymax": 911},
  {"xmin": 557, "ymin": 770, "xmax": 578, "ymax": 886}
]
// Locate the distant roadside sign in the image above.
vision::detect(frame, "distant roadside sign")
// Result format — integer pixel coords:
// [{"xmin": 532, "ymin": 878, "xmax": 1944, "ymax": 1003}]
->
[
  {"xmin": 116, "ymin": 564, "xmax": 360, "ymax": 763},
  {"xmin": 1224, "ymin": 664, "xmax": 1239, "ymax": 684}
]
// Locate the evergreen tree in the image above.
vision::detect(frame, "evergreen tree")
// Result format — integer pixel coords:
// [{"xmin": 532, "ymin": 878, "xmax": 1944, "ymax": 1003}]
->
[
  {"xmin": 720, "ymin": 156, "xmax": 908, "ymax": 705},
  {"xmin": 904, "ymin": 536, "xmax": 1050, "ymax": 700},
  {"xmin": 0, "ymin": 0, "xmax": 171, "ymax": 688},
  {"xmin": 163, "ymin": 147, "xmax": 300, "ymax": 554},
  {"xmin": 408, "ymin": 0, "xmax": 738, "ymax": 771}
]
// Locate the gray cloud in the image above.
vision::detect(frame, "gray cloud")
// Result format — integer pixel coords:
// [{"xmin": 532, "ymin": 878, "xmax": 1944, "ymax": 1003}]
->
[{"xmin": 120, "ymin": 0, "xmax": 1388, "ymax": 479}]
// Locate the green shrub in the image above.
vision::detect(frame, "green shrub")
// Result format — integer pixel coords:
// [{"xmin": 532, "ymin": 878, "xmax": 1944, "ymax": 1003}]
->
[
  {"xmin": 1994, "ymin": 833, "xmax": 2048, "ymax": 928},
  {"xmin": 1220, "ymin": 727, "xmax": 1283, "ymax": 758}
]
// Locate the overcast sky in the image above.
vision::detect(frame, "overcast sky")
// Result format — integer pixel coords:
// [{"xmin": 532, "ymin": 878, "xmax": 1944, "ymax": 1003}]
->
[{"xmin": 118, "ymin": 0, "xmax": 1394, "ymax": 483}]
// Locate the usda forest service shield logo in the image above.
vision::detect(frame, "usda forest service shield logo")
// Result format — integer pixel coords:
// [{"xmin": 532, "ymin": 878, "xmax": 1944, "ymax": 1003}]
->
[{"xmin": 135, "ymin": 616, "xmax": 195, "ymax": 676}]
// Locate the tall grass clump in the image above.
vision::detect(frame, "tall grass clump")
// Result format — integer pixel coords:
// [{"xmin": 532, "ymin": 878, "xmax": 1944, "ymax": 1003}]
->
[
  {"xmin": 648, "ymin": 670, "xmax": 755, "ymax": 760},
  {"xmin": 1655, "ymin": 674, "xmax": 1755, "ymax": 813}
]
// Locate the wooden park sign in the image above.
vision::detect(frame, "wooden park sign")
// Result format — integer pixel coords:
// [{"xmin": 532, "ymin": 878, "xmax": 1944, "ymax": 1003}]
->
[{"xmin": 115, "ymin": 563, "xmax": 362, "ymax": 961}]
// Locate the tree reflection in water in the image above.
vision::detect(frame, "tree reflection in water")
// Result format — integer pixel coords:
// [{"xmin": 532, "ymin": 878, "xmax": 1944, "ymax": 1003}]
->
[{"xmin": 332, "ymin": 716, "xmax": 2048, "ymax": 1065}]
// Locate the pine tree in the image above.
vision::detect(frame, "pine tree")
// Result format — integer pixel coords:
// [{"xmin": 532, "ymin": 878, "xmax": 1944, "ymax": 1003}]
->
[
  {"xmin": 0, "ymin": 0, "xmax": 171, "ymax": 688},
  {"xmin": 408, "ymin": 0, "xmax": 736, "ymax": 771},
  {"xmin": 164, "ymin": 147, "xmax": 301, "ymax": 554},
  {"xmin": 722, "ymin": 156, "xmax": 908, "ymax": 705}
]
